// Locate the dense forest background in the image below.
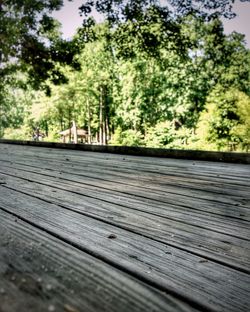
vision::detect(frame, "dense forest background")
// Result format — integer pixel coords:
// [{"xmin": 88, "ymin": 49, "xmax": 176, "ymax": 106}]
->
[{"xmin": 1, "ymin": 0, "xmax": 250, "ymax": 151}]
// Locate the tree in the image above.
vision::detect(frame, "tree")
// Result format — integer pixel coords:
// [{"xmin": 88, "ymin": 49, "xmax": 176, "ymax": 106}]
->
[
  {"xmin": 0, "ymin": 75, "xmax": 33, "ymax": 137},
  {"xmin": 76, "ymin": 23, "xmax": 118, "ymax": 144},
  {"xmin": 168, "ymin": 0, "xmax": 250, "ymax": 19},
  {"xmin": 0, "ymin": 0, "xmax": 79, "ymax": 92},
  {"xmin": 78, "ymin": 0, "xmax": 250, "ymax": 58},
  {"xmin": 2, "ymin": 0, "xmax": 250, "ymax": 151},
  {"xmin": 79, "ymin": 0, "xmax": 250, "ymax": 22},
  {"xmin": 195, "ymin": 87, "xmax": 250, "ymax": 151},
  {"xmin": 26, "ymin": 23, "xmax": 117, "ymax": 144},
  {"xmin": 233, "ymin": 92, "xmax": 250, "ymax": 151},
  {"xmin": 0, "ymin": 0, "xmax": 81, "ymax": 136}
]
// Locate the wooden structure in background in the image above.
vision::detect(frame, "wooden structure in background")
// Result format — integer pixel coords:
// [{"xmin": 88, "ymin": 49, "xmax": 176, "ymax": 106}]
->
[
  {"xmin": 59, "ymin": 124, "xmax": 88, "ymax": 144},
  {"xmin": 0, "ymin": 142, "xmax": 249, "ymax": 312}
]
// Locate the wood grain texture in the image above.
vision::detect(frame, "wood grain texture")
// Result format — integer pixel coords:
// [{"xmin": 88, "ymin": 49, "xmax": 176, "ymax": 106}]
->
[
  {"xmin": 0, "ymin": 186, "xmax": 250, "ymax": 312},
  {"xmin": 0, "ymin": 210, "xmax": 196, "ymax": 312},
  {"xmin": 1, "ymin": 138, "xmax": 249, "ymax": 163},
  {"xmin": 0, "ymin": 142, "xmax": 250, "ymax": 312},
  {"xmin": 0, "ymin": 157, "xmax": 249, "ymax": 213},
  {"xmin": 1, "ymin": 144, "xmax": 249, "ymax": 203},
  {"xmin": 0, "ymin": 167, "xmax": 249, "ymax": 228},
  {"xmin": 0, "ymin": 171, "xmax": 250, "ymax": 273}
]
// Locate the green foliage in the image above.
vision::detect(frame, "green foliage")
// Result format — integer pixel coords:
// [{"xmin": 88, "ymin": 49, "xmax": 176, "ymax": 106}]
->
[
  {"xmin": 145, "ymin": 122, "xmax": 174, "ymax": 147},
  {"xmin": 3, "ymin": 126, "xmax": 30, "ymax": 141},
  {"xmin": 2, "ymin": 3, "xmax": 250, "ymax": 152},
  {"xmin": 0, "ymin": 0, "xmax": 79, "ymax": 92},
  {"xmin": 111, "ymin": 128, "xmax": 144, "ymax": 146},
  {"xmin": 0, "ymin": 75, "xmax": 33, "ymax": 137},
  {"xmin": 145, "ymin": 121, "xmax": 195, "ymax": 149},
  {"xmin": 194, "ymin": 87, "xmax": 250, "ymax": 151},
  {"xmin": 79, "ymin": 0, "xmax": 250, "ymax": 59},
  {"xmin": 233, "ymin": 93, "xmax": 250, "ymax": 150}
]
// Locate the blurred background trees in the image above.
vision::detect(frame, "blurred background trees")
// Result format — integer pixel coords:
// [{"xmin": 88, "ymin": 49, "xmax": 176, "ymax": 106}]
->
[{"xmin": 1, "ymin": 0, "xmax": 250, "ymax": 151}]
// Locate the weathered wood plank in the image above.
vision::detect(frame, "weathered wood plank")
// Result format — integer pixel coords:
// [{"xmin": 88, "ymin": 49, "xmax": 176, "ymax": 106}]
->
[
  {"xmin": 0, "ymin": 148, "xmax": 250, "ymax": 220},
  {"xmin": 0, "ymin": 144, "xmax": 248, "ymax": 178},
  {"xmin": 0, "ymin": 164, "xmax": 249, "ymax": 223},
  {"xmin": 2, "ymin": 151, "xmax": 250, "ymax": 186},
  {"xmin": 0, "ymin": 209, "xmax": 196, "ymax": 312},
  {"xmin": 1, "ymin": 142, "xmax": 250, "ymax": 184},
  {"xmin": 0, "ymin": 171, "xmax": 249, "ymax": 241},
  {"xmin": 1, "ymin": 143, "xmax": 250, "ymax": 312},
  {"xmin": 1, "ymin": 139, "xmax": 250, "ymax": 163},
  {"xmin": 1, "ymin": 146, "xmax": 250, "ymax": 205},
  {"xmin": 0, "ymin": 186, "xmax": 249, "ymax": 312},
  {"xmin": 1, "ymin": 150, "xmax": 250, "ymax": 191},
  {"xmin": 1, "ymin": 162, "xmax": 247, "ymax": 218},
  {"xmin": 1, "ymin": 178, "xmax": 249, "ymax": 273}
]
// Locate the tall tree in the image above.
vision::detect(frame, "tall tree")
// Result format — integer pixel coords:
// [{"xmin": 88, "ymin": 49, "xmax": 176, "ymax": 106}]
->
[
  {"xmin": 78, "ymin": 0, "xmax": 250, "ymax": 57},
  {"xmin": 0, "ymin": 0, "xmax": 79, "ymax": 92}
]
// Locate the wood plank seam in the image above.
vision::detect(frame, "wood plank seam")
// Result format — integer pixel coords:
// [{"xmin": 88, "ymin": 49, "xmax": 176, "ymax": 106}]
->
[
  {"xmin": 1, "ymin": 166, "xmax": 249, "ymax": 224},
  {"xmin": 1, "ymin": 140, "xmax": 250, "ymax": 164},
  {"xmin": 1, "ymin": 157, "xmax": 250, "ymax": 201},
  {"xmin": 0, "ymin": 210, "xmax": 195, "ymax": 312},
  {"xmin": 1, "ymin": 184, "xmax": 250, "ymax": 275},
  {"xmin": 1, "ymin": 171, "xmax": 249, "ymax": 243},
  {"xmin": 1, "ymin": 164, "xmax": 249, "ymax": 220},
  {"xmin": 0, "ymin": 205, "xmax": 217, "ymax": 312}
]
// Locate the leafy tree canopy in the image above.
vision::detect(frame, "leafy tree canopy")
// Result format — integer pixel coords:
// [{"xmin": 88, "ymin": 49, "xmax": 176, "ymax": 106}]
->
[
  {"xmin": 79, "ymin": 0, "xmax": 250, "ymax": 21},
  {"xmin": 78, "ymin": 0, "xmax": 250, "ymax": 59},
  {"xmin": 1, "ymin": 0, "xmax": 250, "ymax": 152},
  {"xmin": 0, "ymin": 0, "xmax": 79, "ymax": 92}
]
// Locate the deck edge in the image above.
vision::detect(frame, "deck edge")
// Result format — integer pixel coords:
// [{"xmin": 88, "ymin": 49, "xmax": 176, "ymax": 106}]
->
[{"xmin": 0, "ymin": 139, "xmax": 249, "ymax": 164}]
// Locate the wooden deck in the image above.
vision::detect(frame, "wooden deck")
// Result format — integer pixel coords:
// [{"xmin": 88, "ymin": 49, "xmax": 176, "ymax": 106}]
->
[{"xmin": 0, "ymin": 142, "xmax": 249, "ymax": 312}]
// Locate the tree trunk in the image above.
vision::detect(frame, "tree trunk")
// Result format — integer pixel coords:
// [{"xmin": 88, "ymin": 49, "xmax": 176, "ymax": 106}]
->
[
  {"xmin": 45, "ymin": 120, "xmax": 49, "ymax": 137},
  {"xmin": 102, "ymin": 85, "xmax": 108, "ymax": 145},
  {"xmin": 87, "ymin": 98, "xmax": 91, "ymax": 144},
  {"xmin": 68, "ymin": 110, "xmax": 71, "ymax": 143},
  {"xmin": 105, "ymin": 115, "xmax": 109, "ymax": 145},
  {"xmin": 99, "ymin": 87, "xmax": 103, "ymax": 145},
  {"xmin": 72, "ymin": 120, "xmax": 77, "ymax": 144}
]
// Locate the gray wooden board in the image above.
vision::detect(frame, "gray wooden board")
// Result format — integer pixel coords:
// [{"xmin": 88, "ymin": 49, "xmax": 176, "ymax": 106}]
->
[
  {"xmin": 0, "ymin": 209, "xmax": 197, "ymax": 312},
  {"xmin": 1, "ymin": 160, "xmax": 248, "ymax": 213},
  {"xmin": 1, "ymin": 153, "xmax": 250, "ymax": 196},
  {"xmin": 2, "ymin": 142, "xmax": 249, "ymax": 178},
  {"xmin": 1, "ymin": 144, "xmax": 250, "ymax": 204},
  {"xmin": 1, "ymin": 153, "xmax": 250, "ymax": 206},
  {"xmin": 0, "ymin": 163, "xmax": 249, "ymax": 223},
  {"xmin": 1, "ymin": 143, "xmax": 249, "ymax": 177},
  {"xmin": 0, "ymin": 186, "xmax": 250, "ymax": 312},
  {"xmin": 1, "ymin": 143, "xmax": 250, "ymax": 187},
  {"xmin": 1, "ymin": 169, "xmax": 249, "ymax": 237},
  {"xmin": 0, "ymin": 169, "xmax": 249, "ymax": 241},
  {"xmin": 1, "ymin": 152, "xmax": 250, "ymax": 186},
  {"xmin": 17, "ymin": 155, "xmax": 250, "ymax": 185},
  {"xmin": 0, "ymin": 150, "xmax": 249, "ymax": 206},
  {"xmin": 1, "ymin": 143, "xmax": 250, "ymax": 312},
  {"xmin": 0, "ymin": 177, "xmax": 250, "ymax": 274},
  {"xmin": 1, "ymin": 139, "xmax": 249, "ymax": 163}
]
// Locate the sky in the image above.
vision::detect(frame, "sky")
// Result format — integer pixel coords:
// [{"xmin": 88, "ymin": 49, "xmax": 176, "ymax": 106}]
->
[{"xmin": 52, "ymin": 0, "xmax": 250, "ymax": 48}]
